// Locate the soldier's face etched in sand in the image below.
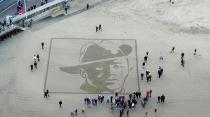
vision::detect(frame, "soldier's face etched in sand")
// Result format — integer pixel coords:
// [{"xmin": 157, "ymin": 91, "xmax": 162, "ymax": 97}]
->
[
  {"xmin": 79, "ymin": 57, "xmax": 129, "ymax": 93},
  {"xmin": 60, "ymin": 40, "xmax": 133, "ymax": 93}
]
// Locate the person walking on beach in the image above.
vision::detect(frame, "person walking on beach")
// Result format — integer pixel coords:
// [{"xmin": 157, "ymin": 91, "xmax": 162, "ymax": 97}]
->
[
  {"xmin": 33, "ymin": 55, "xmax": 37, "ymax": 62},
  {"xmin": 59, "ymin": 100, "xmax": 62, "ymax": 108},
  {"xmin": 145, "ymin": 112, "xmax": 148, "ymax": 117},
  {"xmin": 86, "ymin": 3, "xmax": 89, "ymax": 10},
  {"xmin": 41, "ymin": 42, "xmax": 44, "ymax": 49},
  {"xmin": 120, "ymin": 108, "xmax": 124, "ymax": 117},
  {"xmin": 127, "ymin": 109, "xmax": 129, "ymax": 117},
  {"xmin": 46, "ymin": 89, "xmax": 49, "ymax": 97},
  {"xmin": 82, "ymin": 107, "xmax": 85, "ymax": 114},
  {"xmin": 146, "ymin": 52, "xmax": 149, "ymax": 56},
  {"xmin": 142, "ymin": 62, "xmax": 146, "ymax": 69},
  {"xmin": 110, "ymin": 96, "xmax": 113, "ymax": 103},
  {"xmin": 170, "ymin": 46, "xmax": 175, "ymax": 53},
  {"xmin": 194, "ymin": 48, "xmax": 197, "ymax": 55},
  {"xmin": 158, "ymin": 68, "xmax": 161, "ymax": 78},
  {"xmin": 37, "ymin": 54, "xmax": 40, "ymax": 62},
  {"xmin": 144, "ymin": 56, "xmax": 148, "ymax": 62},
  {"xmin": 30, "ymin": 64, "xmax": 33, "ymax": 71},
  {"xmin": 154, "ymin": 108, "xmax": 157, "ymax": 113},
  {"xmin": 44, "ymin": 91, "xmax": 47, "ymax": 98},
  {"xmin": 149, "ymin": 90, "xmax": 152, "ymax": 97},
  {"xmin": 96, "ymin": 26, "xmax": 98, "ymax": 32},
  {"xmin": 141, "ymin": 73, "xmax": 144, "ymax": 80},
  {"xmin": 157, "ymin": 96, "xmax": 161, "ymax": 103},
  {"xmin": 34, "ymin": 61, "xmax": 37, "ymax": 69},
  {"xmin": 181, "ymin": 52, "xmax": 184, "ymax": 59},
  {"xmin": 75, "ymin": 109, "xmax": 78, "ymax": 116},
  {"xmin": 161, "ymin": 94, "xmax": 165, "ymax": 103},
  {"xmin": 99, "ymin": 24, "xmax": 102, "ymax": 31},
  {"xmin": 181, "ymin": 58, "xmax": 184, "ymax": 67},
  {"xmin": 70, "ymin": 112, "xmax": 74, "ymax": 117},
  {"xmin": 158, "ymin": 66, "xmax": 163, "ymax": 78}
]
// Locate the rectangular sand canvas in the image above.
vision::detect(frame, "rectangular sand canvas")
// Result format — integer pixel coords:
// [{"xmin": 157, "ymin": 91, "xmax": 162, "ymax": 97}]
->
[{"xmin": 45, "ymin": 38, "xmax": 139, "ymax": 94}]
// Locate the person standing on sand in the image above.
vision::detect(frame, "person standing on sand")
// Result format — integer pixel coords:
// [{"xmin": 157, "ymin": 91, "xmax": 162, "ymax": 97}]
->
[
  {"xmin": 34, "ymin": 61, "xmax": 37, "ymax": 69},
  {"xmin": 141, "ymin": 73, "xmax": 144, "ymax": 80},
  {"xmin": 33, "ymin": 55, "xmax": 37, "ymax": 62},
  {"xmin": 30, "ymin": 64, "xmax": 33, "ymax": 71},
  {"xmin": 86, "ymin": 3, "xmax": 89, "ymax": 10},
  {"xmin": 145, "ymin": 112, "xmax": 148, "ymax": 117},
  {"xmin": 44, "ymin": 91, "xmax": 47, "ymax": 98},
  {"xmin": 194, "ymin": 49, "xmax": 197, "ymax": 55},
  {"xmin": 75, "ymin": 109, "xmax": 78, "ymax": 116},
  {"xmin": 154, "ymin": 108, "xmax": 157, "ymax": 113},
  {"xmin": 59, "ymin": 100, "xmax": 62, "ymax": 108},
  {"xmin": 181, "ymin": 58, "xmax": 184, "ymax": 67},
  {"xmin": 144, "ymin": 55, "xmax": 148, "ymax": 62},
  {"xmin": 181, "ymin": 52, "xmax": 184, "ymax": 59},
  {"xmin": 96, "ymin": 26, "xmax": 98, "ymax": 32},
  {"xmin": 142, "ymin": 62, "xmax": 146, "ymax": 69},
  {"xmin": 36, "ymin": 54, "xmax": 40, "ymax": 62},
  {"xmin": 157, "ymin": 96, "xmax": 161, "ymax": 103},
  {"xmin": 41, "ymin": 42, "xmax": 44, "ymax": 49},
  {"xmin": 46, "ymin": 89, "xmax": 49, "ymax": 97},
  {"xmin": 99, "ymin": 24, "xmax": 102, "ymax": 31},
  {"xmin": 170, "ymin": 46, "xmax": 175, "ymax": 53},
  {"xmin": 127, "ymin": 109, "xmax": 129, "ymax": 117}
]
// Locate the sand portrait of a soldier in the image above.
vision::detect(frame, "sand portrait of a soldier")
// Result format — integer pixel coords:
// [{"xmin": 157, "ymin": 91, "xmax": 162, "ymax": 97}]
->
[{"xmin": 45, "ymin": 39, "xmax": 139, "ymax": 94}]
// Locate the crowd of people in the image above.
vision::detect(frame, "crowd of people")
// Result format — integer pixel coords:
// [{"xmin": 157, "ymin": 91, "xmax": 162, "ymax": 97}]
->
[
  {"xmin": 67, "ymin": 45, "xmax": 197, "ymax": 117},
  {"xmin": 1, "ymin": 0, "xmax": 92, "ymax": 34},
  {"xmin": 30, "ymin": 54, "xmax": 40, "ymax": 70},
  {"xmin": 41, "ymin": 88, "xmax": 165, "ymax": 117},
  {"xmin": 84, "ymin": 95, "xmax": 105, "ymax": 107},
  {"xmin": 157, "ymin": 94, "xmax": 166, "ymax": 103},
  {"xmin": 81, "ymin": 91, "xmax": 165, "ymax": 117},
  {"xmin": 141, "ymin": 46, "xmax": 198, "ymax": 83},
  {"xmin": 0, "ymin": 0, "xmax": 40, "ymax": 33},
  {"xmin": 29, "ymin": 42, "xmax": 45, "ymax": 71},
  {"xmin": 27, "ymin": 0, "xmax": 49, "ymax": 12},
  {"xmin": 0, "ymin": 17, "xmax": 13, "ymax": 33},
  {"xmin": 17, "ymin": 0, "xmax": 24, "ymax": 14},
  {"xmin": 136, "ymin": 39, "xmax": 199, "ymax": 117}
]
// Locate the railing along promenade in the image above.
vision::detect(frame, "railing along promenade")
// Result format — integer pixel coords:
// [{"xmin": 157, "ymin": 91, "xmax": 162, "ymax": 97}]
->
[{"xmin": 0, "ymin": 0, "xmax": 68, "ymax": 41}]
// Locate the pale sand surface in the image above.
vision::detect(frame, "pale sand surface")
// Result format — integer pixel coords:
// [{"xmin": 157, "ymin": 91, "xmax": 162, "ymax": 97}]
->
[{"xmin": 0, "ymin": 0, "xmax": 210, "ymax": 116}]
